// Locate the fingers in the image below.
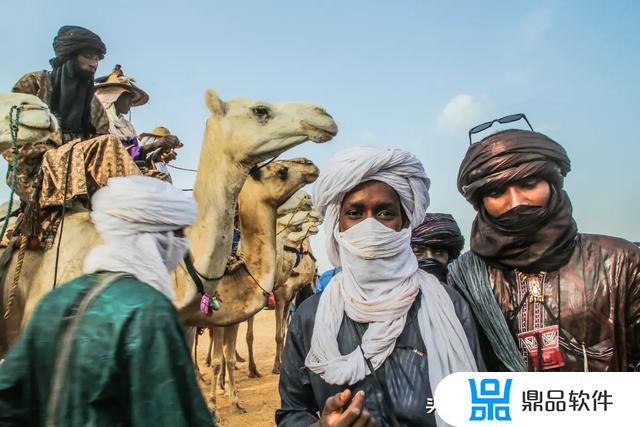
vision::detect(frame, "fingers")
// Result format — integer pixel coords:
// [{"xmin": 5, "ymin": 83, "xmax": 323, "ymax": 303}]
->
[
  {"xmin": 163, "ymin": 150, "xmax": 177, "ymax": 161},
  {"xmin": 336, "ymin": 390, "xmax": 367, "ymax": 427},
  {"xmin": 322, "ymin": 389, "xmax": 352, "ymax": 415},
  {"xmin": 352, "ymin": 406, "xmax": 377, "ymax": 427},
  {"xmin": 163, "ymin": 135, "xmax": 181, "ymax": 148}
]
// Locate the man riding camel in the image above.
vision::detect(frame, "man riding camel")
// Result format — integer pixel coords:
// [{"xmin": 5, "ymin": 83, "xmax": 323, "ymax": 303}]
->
[
  {"xmin": 9, "ymin": 26, "xmax": 141, "ymax": 211},
  {"xmin": 94, "ymin": 66, "xmax": 181, "ymax": 182},
  {"xmin": 137, "ymin": 126, "xmax": 182, "ymax": 182}
]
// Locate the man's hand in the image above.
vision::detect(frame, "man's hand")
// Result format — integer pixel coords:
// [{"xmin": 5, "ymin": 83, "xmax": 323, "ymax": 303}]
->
[
  {"xmin": 158, "ymin": 149, "xmax": 177, "ymax": 162},
  {"xmin": 313, "ymin": 389, "xmax": 377, "ymax": 427},
  {"xmin": 156, "ymin": 135, "xmax": 183, "ymax": 151}
]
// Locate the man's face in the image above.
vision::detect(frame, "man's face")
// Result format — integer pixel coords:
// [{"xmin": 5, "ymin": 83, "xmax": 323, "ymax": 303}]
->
[
  {"xmin": 412, "ymin": 246, "xmax": 449, "ymax": 265},
  {"xmin": 339, "ymin": 180, "xmax": 406, "ymax": 232},
  {"xmin": 75, "ymin": 50, "xmax": 100, "ymax": 75},
  {"xmin": 114, "ymin": 92, "xmax": 133, "ymax": 115},
  {"xmin": 482, "ymin": 176, "xmax": 551, "ymax": 217}
]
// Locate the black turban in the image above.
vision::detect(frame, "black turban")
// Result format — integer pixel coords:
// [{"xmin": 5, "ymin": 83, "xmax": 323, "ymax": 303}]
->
[
  {"xmin": 457, "ymin": 129, "xmax": 571, "ymax": 209},
  {"xmin": 411, "ymin": 213, "xmax": 465, "ymax": 259},
  {"xmin": 50, "ymin": 25, "xmax": 106, "ymax": 67}
]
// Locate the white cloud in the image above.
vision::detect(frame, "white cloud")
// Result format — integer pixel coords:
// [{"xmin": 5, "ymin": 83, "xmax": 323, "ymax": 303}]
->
[
  {"xmin": 521, "ymin": 7, "xmax": 552, "ymax": 49},
  {"xmin": 436, "ymin": 94, "xmax": 491, "ymax": 136}
]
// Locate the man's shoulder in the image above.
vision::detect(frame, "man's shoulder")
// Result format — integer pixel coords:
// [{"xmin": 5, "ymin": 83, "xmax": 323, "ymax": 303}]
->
[
  {"xmin": 577, "ymin": 233, "xmax": 640, "ymax": 261},
  {"xmin": 104, "ymin": 275, "xmax": 175, "ymax": 306},
  {"xmin": 46, "ymin": 274, "xmax": 173, "ymax": 307}
]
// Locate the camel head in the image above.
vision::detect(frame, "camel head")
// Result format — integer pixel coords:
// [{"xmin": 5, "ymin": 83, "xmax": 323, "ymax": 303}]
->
[
  {"xmin": 277, "ymin": 190, "xmax": 312, "ymax": 216},
  {"xmin": 302, "ymin": 209, "xmax": 322, "ymax": 235},
  {"xmin": 203, "ymin": 90, "xmax": 338, "ymax": 168},
  {"xmin": 277, "ymin": 210, "xmax": 311, "ymax": 232},
  {"xmin": 287, "ymin": 221, "xmax": 318, "ymax": 244},
  {"xmin": 240, "ymin": 158, "xmax": 319, "ymax": 210}
]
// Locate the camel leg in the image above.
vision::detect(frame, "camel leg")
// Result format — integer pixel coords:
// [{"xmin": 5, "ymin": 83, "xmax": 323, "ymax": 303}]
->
[
  {"xmin": 235, "ymin": 349, "xmax": 246, "ymax": 363},
  {"xmin": 272, "ymin": 296, "xmax": 287, "ymax": 374},
  {"xmin": 206, "ymin": 328, "xmax": 214, "ymax": 367},
  {"xmin": 209, "ymin": 327, "xmax": 225, "ymax": 411},
  {"xmin": 246, "ymin": 315, "xmax": 261, "ymax": 378},
  {"xmin": 225, "ymin": 324, "xmax": 246, "ymax": 414},
  {"xmin": 219, "ymin": 352, "xmax": 226, "ymax": 391},
  {"xmin": 187, "ymin": 327, "xmax": 205, "ymax": 382}
]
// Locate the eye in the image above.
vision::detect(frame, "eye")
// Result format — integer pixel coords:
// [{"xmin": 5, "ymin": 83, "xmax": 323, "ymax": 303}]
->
[
  {"xmin": 277, "ymin": 167, "xmax": 288, "ymax": 180},
  {"xmin": 378, "ymin": 210, "xmax": 397, "ymax": 218},
  {"xmin": 485, "ymin": 187, "xmax": 505, "ymax": 198},
  {"xmin": 434, "ymin": 249, "xmax": 448, "ymax": 257},
  {"xmin": 251, "ymin": 105, "xmax": 272, "ymax": 120},
  {"xmin": 518, "ymin": 177, "xmax": 540, "ymax": 189},
  {"xmin": 345, "ymin": 209, "xmax": 361, "ymax": 218}
]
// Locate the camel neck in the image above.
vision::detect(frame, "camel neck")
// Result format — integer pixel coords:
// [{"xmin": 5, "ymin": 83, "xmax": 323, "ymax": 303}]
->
[
  {"xmin": 237, "ymin": 199, "xmax": 277, "ymax": 294},
  {"xmin": 189, "ymin": 127, "xmax": 247, "ymax": 281}
]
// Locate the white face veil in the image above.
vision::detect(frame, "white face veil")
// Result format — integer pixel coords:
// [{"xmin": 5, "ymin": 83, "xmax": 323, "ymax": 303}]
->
[
  {"xmin": 306, "ymin": 147, "xmax": 477, "ymax": 427},
  {"xmin": 83, "ymin": 176, "xmax": 197, "ymax": 300}
]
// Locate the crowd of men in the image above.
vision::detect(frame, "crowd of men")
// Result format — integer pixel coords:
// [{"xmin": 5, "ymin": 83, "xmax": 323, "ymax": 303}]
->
[{"xmin": 0, "ymin": 24, "xmax": 638, "ymax": 427}]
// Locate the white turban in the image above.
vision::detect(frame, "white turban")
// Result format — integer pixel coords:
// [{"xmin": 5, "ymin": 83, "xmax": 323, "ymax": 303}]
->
[
  {"xmin": 83, "ymin": 176, "xmax": 197, "ymax": 299},
  {"xmin": 312, "ymin": 147, "xmax": 430, "ymax": 266},
  {"xmin": 306, "ymin": 148, "xmax": 477, "ymax": 426}
]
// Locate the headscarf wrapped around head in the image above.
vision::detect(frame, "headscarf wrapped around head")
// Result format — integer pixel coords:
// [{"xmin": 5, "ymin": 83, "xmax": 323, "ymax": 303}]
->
[
  {"xmin": 457, "ymin": 129, "xmax": 577, "ymax": 272},
  {"xmin": 83, "ymin": 176, "xmax": 197, "ymax": 299},
  {"xmin": 312, "ymin": 147, "xmax": 430, "ymax": 266},
  {"xmin": 307, "ymin": 147, "xmax": 477, "ymax": 415},
  {"xmin": 49, "ymin": 26, "xmax": 106, "ymax": 135},
  {"xmin": 411, "ymin": 213, "xmax": 465, "ymax": 259},
  {"xmin": 458, "ymin": 129, "xmax": 571, "ymax": 209},
  {"xmin": 50, "ymin": 25, "xmax": 106, "ymax": 67}
]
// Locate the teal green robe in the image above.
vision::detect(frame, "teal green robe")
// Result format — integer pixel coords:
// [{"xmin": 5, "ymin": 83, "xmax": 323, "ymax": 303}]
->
[{"xmin": 0, "ymin": 274, "xmax": 214, "ymax": 426}]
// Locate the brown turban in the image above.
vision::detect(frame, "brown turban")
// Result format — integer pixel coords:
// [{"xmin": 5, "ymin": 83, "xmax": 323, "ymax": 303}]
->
[
  {"xmin": 457, "ymin": 129, "xmax": 577, "ymax": 272},
  {"xmin": 457, "ymin": 129, "xmax": 571, "ymax": 209}
]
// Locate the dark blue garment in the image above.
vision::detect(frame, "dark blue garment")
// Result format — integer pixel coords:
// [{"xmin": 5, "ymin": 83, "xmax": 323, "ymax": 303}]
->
[
  {"xmin": 231, "ymin": 227, "xmax": 241, "ymax": 255},
  {"xmin": 276, "ymin": 286, "xmax": 486, "ymax": 426}
]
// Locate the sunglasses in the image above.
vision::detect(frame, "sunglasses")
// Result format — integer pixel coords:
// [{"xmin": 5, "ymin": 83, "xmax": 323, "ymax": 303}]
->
[{"xmin": 468, "ymin": 113, "xmax": 534, "ymax": 145}]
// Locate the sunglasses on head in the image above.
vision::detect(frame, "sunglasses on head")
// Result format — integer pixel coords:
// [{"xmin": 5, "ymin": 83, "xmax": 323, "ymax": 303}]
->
[{"xmin": 468, "ymin": 113, "xmax": 534, "ymax": 145}]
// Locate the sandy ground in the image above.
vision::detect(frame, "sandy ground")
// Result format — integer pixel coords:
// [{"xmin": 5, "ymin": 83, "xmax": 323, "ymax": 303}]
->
[{"xmin": 195, "ymin": 308, "xmax": 282, "ymax": 426}]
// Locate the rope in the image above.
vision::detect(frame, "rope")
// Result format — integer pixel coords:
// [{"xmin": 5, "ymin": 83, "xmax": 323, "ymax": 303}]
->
[
  {"xmin": 168, "ymin": 154, "xmax": 282, "ymax": 180},
  {"xmin": 276, "ymin": 198, "xmax": 308, "ymax": 236},
  {"xmin": 235, "ymin": 253, "xmax": 270, "ymax": 296},
  {"xmin": 167, "ymin": 164, "xmax": 198, "ymax": 172},
  {"xmin": 4, "ymin": 235, "xmax": 27, "ymax": 320},
  {"xmin": 1, "ymin": 106, "xmax": 21, "ymax": 243}
]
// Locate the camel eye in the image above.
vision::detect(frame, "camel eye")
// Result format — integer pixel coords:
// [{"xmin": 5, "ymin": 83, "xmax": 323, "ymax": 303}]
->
[
  {"xmin": 251, "ymin": 106, "xmax": 271, "ymax": 120},
  {"xmin": 277, "ymin": 167, "xmax": 289, "ymax": 180}
]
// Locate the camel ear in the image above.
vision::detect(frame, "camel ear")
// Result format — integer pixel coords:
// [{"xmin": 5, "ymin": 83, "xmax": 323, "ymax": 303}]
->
[{"xmin": 205, "ymin": 89, "xmax": 226, "ymax": 116}]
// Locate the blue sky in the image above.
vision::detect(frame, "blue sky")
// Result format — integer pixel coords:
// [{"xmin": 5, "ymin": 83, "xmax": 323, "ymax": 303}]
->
[{"xmin": 1, "ymin": 1, "xmax": 638, "ymax": 272}]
